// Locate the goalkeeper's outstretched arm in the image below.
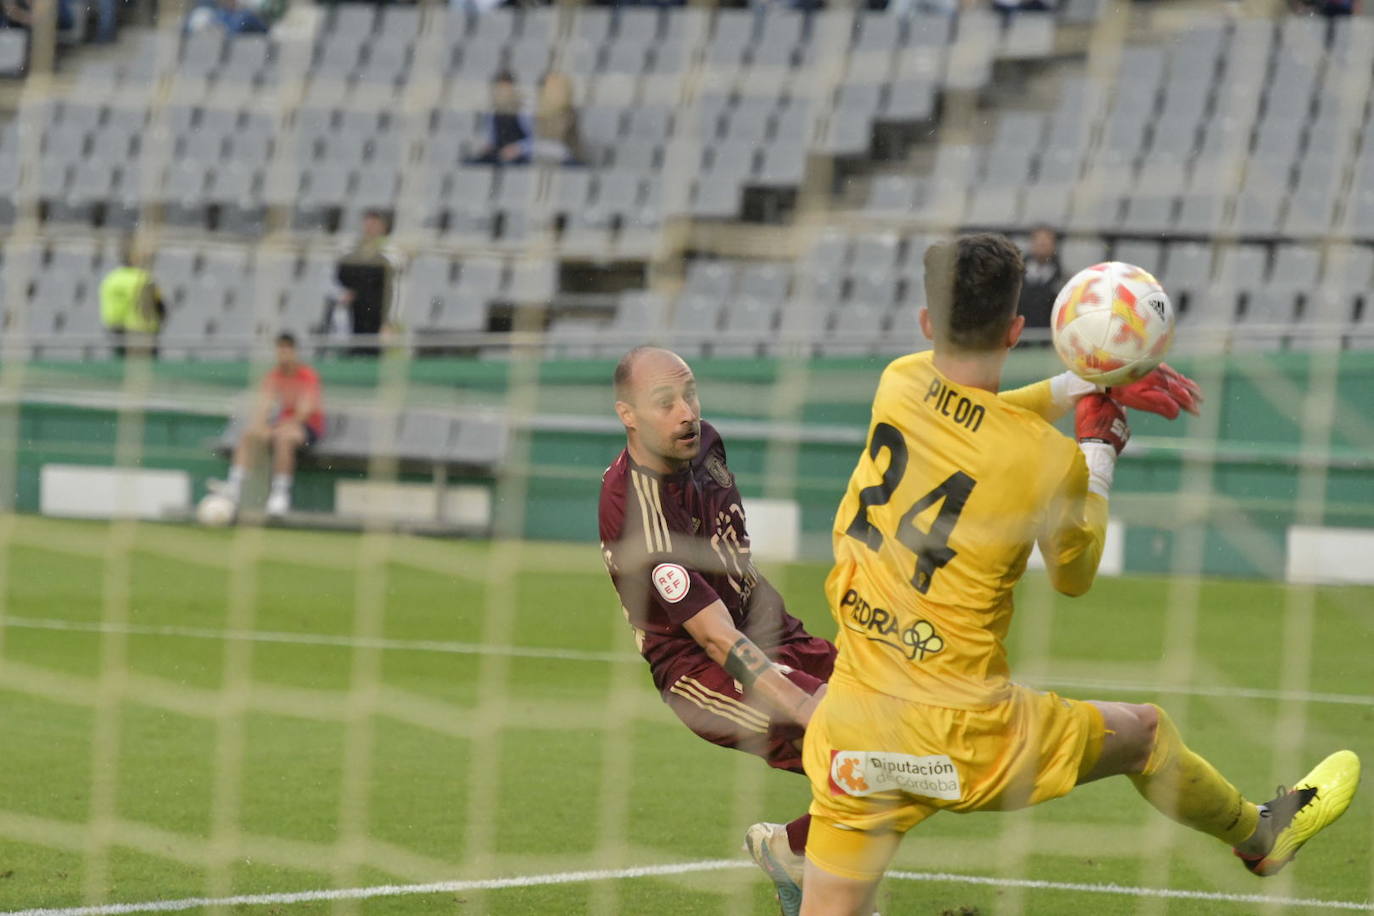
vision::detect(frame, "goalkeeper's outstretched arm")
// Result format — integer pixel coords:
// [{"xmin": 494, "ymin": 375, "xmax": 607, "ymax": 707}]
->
[
  {"xmin": 1038, "ymin": 457, "xmax": 1109, "ymax": 597},
  {"xmin": 1002, "ymin": 363, "xmax": 1204, "ymax": 423},
  {"xmin": 1038, "ymin": 394, "xmax": 1129, "ymax": 597},
  {"xmin": 683, "ymin": 600, "xmax": 824, "ymax": 728},
  {"xmin": 1000, "ymin": 371, "xmax": 1098, "ymax": 422}
]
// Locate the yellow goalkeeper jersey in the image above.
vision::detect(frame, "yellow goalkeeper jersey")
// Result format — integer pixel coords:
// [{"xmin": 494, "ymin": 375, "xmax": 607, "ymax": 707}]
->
[{"xmin": 826, "ymin": 351, "xmax": 1108, "ymax": 709}]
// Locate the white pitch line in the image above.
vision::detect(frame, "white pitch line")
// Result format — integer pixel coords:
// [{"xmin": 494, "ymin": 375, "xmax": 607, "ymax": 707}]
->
[
  {"xmin": 4, "ymin": 860, "xmax": 1371, "ymax": 916},
  {"xmin": 0, "ymin": 862, "xmax": 751, "ymax": 916},
  {"xmin": 0, "ymin": 616, "xmax": 630, "ymax": 663},
  {"xmin": 887, "ymin": 869, "xmax": 1374, "ymax": 911},
  {"xmin": 6, "ymin": 615, "xmax": 1374, "ymax": 709},
  {"xmin": 1036, "ymin": 675, "xmax": 1374, "ymax": 709}
]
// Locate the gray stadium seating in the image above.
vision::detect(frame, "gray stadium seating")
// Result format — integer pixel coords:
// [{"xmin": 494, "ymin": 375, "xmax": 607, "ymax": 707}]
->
[{"xmin": 3, "ymin": 5, "xmax": 1372, "ymax": 359}]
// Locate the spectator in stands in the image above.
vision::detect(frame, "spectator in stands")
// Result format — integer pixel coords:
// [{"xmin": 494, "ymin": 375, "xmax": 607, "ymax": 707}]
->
[
  {"xmin": 334, "ymin": 208, "xmax": 399, "ymax": 356},
  {"xmin": 1, "ymin": 0, "xmax": 75, "ymax": 32},
  {"xmin": 1290, "ymin": 0, "xmax": 1355, "ymax": 14},
  {"xmin": 221, "ymin": 332, "xmax": 324, "ymax": 517},
  {"xmin": 467, "ymin": 70, "xmax": 533, "ymax": 166},
  {"xmin": 530, "ymin": 70, "xmax": 583, "ymax": 166},
  {"xmin": 1017, "ymin": 224, "xmax": 1063, "ymax": 337},
  {"xmin": 993, "ymin": 0, "xmax": 1057, "ymax": 11},
  {"xmin": 99, "ymin": 239, "xmax": 165, "ymax": 359},
  {"xmin": 184, "ymin": 0, "xmax": 269, "ymax": 35},
  {"xmin": 93, "ymin": 0, "xmax": 119, "ymax": 42}
]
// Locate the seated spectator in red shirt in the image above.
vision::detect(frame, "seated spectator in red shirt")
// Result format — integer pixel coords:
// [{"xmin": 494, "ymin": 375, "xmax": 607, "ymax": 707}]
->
[{"xmin": 222, "ymin": 333, "xmax": 325, "ymax": 517}]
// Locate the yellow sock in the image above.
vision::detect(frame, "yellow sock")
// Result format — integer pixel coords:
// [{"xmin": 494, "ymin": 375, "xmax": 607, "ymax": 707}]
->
[{"xmin": 1129, "ymin": 705, "xmax": 1260, "ymax": 846}]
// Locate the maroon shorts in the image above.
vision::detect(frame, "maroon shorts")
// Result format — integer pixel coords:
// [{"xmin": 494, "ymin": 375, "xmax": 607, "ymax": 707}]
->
[{"xmin": 657, "ymin": 633, "xmax": 836, "ymax": 774}]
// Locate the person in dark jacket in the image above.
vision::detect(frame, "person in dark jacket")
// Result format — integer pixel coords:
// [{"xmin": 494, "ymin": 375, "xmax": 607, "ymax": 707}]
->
[
  {"xmin": 1018, "ymin": 225, "xmax": 1064, "ymax": 341},
  {"xmin": 467, "ymin": 70, "xmax": 533, "ymax": 166},
  {"xmin": 334, "ymin": 209, "xmax": 397, "ymax": 357}
]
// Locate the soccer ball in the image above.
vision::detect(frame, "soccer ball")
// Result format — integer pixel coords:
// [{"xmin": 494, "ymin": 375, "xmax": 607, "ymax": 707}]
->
[
  {"xmin": 196, "ymin": 493, "xmax": 237, "ymax": 527},
  {"xmin": 1050, "ymin": 261, "xmax": 1175, "ymax": 387}
]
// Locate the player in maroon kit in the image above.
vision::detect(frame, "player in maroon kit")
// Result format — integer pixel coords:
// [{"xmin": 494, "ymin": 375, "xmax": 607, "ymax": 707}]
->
[{"xmin": 599, "ymin": 346, "xmax": 835, "ymax": 915}]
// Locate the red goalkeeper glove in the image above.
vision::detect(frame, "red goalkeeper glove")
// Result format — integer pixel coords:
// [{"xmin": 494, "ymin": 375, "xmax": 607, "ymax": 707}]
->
[
  {"xmin": 1107, "ymin": 363, "xmax": 1202, "ymax": 420},
  {"xmin": 1076, "ymin": 393, "xmax": 1130, "ymax": 456}
]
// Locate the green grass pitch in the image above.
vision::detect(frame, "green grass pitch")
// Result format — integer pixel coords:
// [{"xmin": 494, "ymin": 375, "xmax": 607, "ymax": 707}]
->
[{"xmin": 0, "ymin": 516, "xmax": 1370, "ymax": 914}]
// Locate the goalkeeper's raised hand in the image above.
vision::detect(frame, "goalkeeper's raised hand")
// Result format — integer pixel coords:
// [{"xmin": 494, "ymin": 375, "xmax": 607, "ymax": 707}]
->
[
  {"xmin": 1076, "ymin": 393, "xmax": 1130, "ymax": 456},
  {"xmin": 1108, "ymin": 363, "xmax": 1202, "ymax": 420},
  {"xmin": 1076, "ymin": 393, "xmax": 1129, "ymax": 499}
]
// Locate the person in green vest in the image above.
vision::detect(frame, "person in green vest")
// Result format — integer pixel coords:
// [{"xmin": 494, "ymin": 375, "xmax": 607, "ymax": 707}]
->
[{"xmin": 99, "ymin": 239, "xmax": 166, "ymax": 358}]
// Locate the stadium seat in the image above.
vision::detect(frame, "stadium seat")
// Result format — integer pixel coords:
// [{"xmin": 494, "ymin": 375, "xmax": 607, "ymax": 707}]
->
[
  {"xmin": 669, "ymin": 294, "xmax": 722, "ymax": 357},
  {"xmin": 458, "ymin": 257, "xmax": 505, "ymax": 301},
  {"xmin": 431, "ymin": 294, "xmax": 486, "ymax": 333},
  {"xmin": 1113, "ymin": 240, "xmax": 1164, "ymax": 275},
  {"xmin": 1159, "ymin": 241, "xmax": 1214, "ymax": 310},
  {"xmin": 1003, "ymin": 16, "xmax": 1054, "ymax": 60},
  {"xmin": 1269, "ymin": 246, "xmax": 1321, "ymax": 293},
  {"xmin": 757, "ymin": 144, "xmax": 807, "ymax": 186},
  {"xmin": 507, "ymin": 260, "xmax": 556, "ymax": 304},
  {"xmin": 544, "ymin": 317, "xmax": 606, "ymax": 360},
  {"xmin": 717, "ymin": 296, "xmax": 775, "ymax": 357},
  {"xmin": 736, "ymin": 263, "xmax": 790, "ymax": 305},
  {"xmin": 689, "ymin": 177, "xmax": 741, "ymax": 220},
  {"xmin": 849, "ymin": 272, "xmax": 898, "ymax": 310},
  {"xmin": 1185, "ymin": 282, "xmax": 1240, "ymax": 332},
  {"xmin": 1213, "ymin": 245, "xmax": 1267, "ymax": 298},
  {"xmin": 610, "ymin": 291, "xmax": 669, "ymax": 342},
  {"xmin": 1234, "ymin": 287, "xmax": 1291, "ymax": 351},
  {"xmin": 1175, "ymin": 194, "xmax": 1229, "ymax": 236},
  {"xmin": 981, "ymin": 146, "xmax": 1034, "ymax": 189},
  {"xmin": 0, "ymin": 30, "xmax": 27, "ymax": 77},
  {"xmin": 2, "ymin": 0, "xmax": 1368, "ymax": 362},
  {"xmin": 1058, "ymin": 239, "xmax": 1108, "ymax": 274},
  {"xmin": 821, "ymin": 303, "xmax": 884, "ymax": 356}
]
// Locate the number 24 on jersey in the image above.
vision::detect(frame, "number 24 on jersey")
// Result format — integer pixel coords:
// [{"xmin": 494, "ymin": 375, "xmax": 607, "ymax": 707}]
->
[{"xmin": 844, "ymin": 422, "xmax": 977, "ymax": 595}]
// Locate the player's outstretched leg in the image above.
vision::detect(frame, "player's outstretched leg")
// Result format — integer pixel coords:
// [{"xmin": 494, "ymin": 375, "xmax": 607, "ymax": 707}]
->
[
  {"xmin": 1088, "ymin": 702, "xmax": 1360, "ymax": 877},
  {"xmin": 1234, "ymin": 750, "xmax": 1361, "ymax": 877},
  {"xmin": 1106, "ymin": 703, "xmax": 1261, "ymax": 845},
  {"xmin": 744, "ymin": 818, "xmax": 807, "ymax": 916}
]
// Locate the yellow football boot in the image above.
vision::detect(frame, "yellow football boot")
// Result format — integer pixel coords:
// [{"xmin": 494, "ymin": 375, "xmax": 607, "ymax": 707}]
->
[{"xmin": 1237, "ymin": 750, "xmax": 1361, "ymax": 877}]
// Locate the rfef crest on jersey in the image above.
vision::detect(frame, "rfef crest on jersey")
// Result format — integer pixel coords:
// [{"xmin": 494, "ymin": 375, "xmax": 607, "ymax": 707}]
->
[
  {"xmin": 705, "ymin": 453, "xmax": 734, "ymax": 489},
  {"xmin": 651, "ymin": 563, "xmax": 690, "ymax": 603}
]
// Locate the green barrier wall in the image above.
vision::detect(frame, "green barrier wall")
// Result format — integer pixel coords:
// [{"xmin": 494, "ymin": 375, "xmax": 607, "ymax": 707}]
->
[{"xmin": 7, "ymin": 349, "xmax": 1373, "ymax": 579}]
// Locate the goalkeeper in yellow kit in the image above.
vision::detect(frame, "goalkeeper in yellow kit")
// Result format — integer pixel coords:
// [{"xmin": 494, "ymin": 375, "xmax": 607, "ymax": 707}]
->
[{"xmin": 799, "ymin": 235, "xmax": 1361, "ymax": 914}]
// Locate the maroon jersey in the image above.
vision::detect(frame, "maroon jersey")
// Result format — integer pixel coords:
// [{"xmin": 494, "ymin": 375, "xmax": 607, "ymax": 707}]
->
[{"xmin": 599, "ymin": 421, "xmax": 802, "ymax": 686}]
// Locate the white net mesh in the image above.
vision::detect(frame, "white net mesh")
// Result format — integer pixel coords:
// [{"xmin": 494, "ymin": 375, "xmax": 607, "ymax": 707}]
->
[{"xmin": 0, "ymin": 1, "xmax": 1372, "ymax": 914}]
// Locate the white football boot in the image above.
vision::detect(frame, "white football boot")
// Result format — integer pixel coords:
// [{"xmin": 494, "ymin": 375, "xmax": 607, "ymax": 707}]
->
[{"xmin": 744, "ymin": 822, "xmax": 804, "ymax": 916}]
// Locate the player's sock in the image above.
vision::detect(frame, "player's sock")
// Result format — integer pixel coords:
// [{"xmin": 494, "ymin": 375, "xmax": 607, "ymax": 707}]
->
[
  {"xmin": 785, "ymin": 814, "xmax": 810, "ymax": 856},
  {"xmin": 225, "ymin": 465, "xmax": 246, "ymax": 502},
  {"xmin": 1233, "ymin": 803, "xmax": 1276, "ymax": 859},
  {"xmin": 1129, "ymin": 704, "xmax": 1260, "ymax": 846},
  {"xmin": 270, "ymin": 473, "xmax": 292, "ymax": 496}
]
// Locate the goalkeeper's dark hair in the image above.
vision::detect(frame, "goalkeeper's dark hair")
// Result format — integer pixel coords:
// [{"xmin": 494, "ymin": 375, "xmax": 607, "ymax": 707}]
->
[{"xmin": 923, "ymin": 234, "xmax": 1025, "ymax": 352}]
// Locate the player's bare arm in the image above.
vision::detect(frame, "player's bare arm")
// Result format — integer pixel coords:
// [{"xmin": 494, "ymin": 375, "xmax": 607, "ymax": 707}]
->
[
  {"xmin": 682, "ymin": 600, "xmax": 822, "ymax": 729},
  {"xmin": 288, "ymin": 385, "xmax": 320, "ymax": 432}
]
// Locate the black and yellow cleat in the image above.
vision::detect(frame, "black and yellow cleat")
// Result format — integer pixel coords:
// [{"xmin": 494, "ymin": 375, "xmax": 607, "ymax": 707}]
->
[{"xmin": 1236, "ymin": 750, "xmax": 1361, "ymax": 877}]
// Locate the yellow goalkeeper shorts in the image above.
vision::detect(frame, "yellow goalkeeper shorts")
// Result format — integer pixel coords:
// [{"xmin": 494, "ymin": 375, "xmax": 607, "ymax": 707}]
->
[{"xmin": 803, "ymin": 681, "xmax": 1105, "ymax": 880}]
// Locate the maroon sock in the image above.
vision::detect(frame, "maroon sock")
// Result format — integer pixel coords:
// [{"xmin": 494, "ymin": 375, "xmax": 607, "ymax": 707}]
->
[{"xmin": 785, "ymin": 814, "xmax": 810, "ymax": 856}]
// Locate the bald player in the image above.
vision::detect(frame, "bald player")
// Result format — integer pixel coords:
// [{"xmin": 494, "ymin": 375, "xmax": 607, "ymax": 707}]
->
[{"xmin": 598, "ymin": 346, "xmax": 836, "ymax": 914}]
